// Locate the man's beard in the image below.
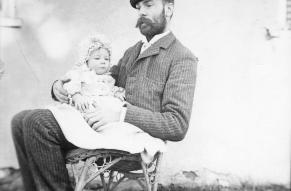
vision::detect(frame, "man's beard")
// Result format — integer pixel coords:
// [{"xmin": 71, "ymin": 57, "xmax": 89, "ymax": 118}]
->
[{"xmin": 135, "ymin": 9, "xmax": 167, "ymax": 40}]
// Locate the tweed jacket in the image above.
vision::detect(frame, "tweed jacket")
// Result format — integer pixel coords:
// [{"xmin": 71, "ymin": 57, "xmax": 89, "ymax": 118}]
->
[{"xmin": 111, "ymin": 32, "xmax": 197, "ymax": 141}]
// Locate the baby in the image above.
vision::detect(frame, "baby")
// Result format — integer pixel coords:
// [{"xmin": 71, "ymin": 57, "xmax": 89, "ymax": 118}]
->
[
  {"xmin": 63, "ymin": 34, "xmax": 125, "ymax": 114},
  {"xmin": 47, "ymin": 34, "xmax": 166, "ymax": 161}
]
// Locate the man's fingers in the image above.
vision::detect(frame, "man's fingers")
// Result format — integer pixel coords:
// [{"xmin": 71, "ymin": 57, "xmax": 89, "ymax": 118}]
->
[
  {"xmin": 78, "ymin": 104, "xmax": 84, "ymax": 112},
  {"xmin": 79, "ymin": 104, "xmax": 83, "ymax": 112},
  {"xmin": 55, "ymin": 84, "xmax": 68, "ymax": 96},
  {"xmin": 53, "ymin": 80, "xmax": 69, "ymax": 102},
  {"xmin": 58, "ymin": 88, "xmax": 68, "ymax": 96},
  {"xmin": 85, "ymin": 102, "xmax": 90, "ymax": 110},
  {"xmin": 82, "ymin": 103, "xmax": 89, "ymax": 112},
  {"xmin": 86, "ymin": 115, "xmax": 102, "ymax": 126},
  {"xmin": 56, "ymin": 93, "xmax": 69, "ymax": 102},
  {"xmin": 76, "ymin": 104, "xmax": 81, "ymax": 111},
  {"xmin": 92, "ymin": 120, "xmax": 106, "ymax": 131},
  {"xmin": 81, "ymin": 104, "xmax": 86, "ymax": 112},
  {"xmin": 92, "ymin": 102, "xmax": 101, "ymax": 109}
]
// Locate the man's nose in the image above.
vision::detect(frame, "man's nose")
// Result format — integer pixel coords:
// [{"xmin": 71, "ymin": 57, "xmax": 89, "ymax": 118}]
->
[{"xmin": 138, "ymin": 6, "xmax": 147, "ymax": 17}]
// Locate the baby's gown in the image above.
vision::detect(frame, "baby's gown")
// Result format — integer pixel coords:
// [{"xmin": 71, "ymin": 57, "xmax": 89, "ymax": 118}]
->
[{"xmin": 46, "ymin": 66, "xmax": 166, "ymax": 163}]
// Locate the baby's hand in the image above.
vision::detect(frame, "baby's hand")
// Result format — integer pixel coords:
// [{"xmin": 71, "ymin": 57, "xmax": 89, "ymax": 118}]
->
[{"xmin": 72, "ymin": 94, "xmax": 93, "ymax": 112}]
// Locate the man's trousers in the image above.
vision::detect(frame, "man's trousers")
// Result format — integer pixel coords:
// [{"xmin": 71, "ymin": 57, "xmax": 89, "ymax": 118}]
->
[{"xmin": 11, "ymin": 109, "xmax": 77, "ymax": 191}]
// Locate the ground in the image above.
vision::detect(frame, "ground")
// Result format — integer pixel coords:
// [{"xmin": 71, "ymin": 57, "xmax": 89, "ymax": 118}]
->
[{"xmin": 0, "ymin": 167, "xmax": 289, "ymax": 191}]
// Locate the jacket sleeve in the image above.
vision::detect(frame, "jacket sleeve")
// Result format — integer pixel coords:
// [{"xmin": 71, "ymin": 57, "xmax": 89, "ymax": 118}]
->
[
  {"xmin": 110, "ymin": 60, "xmax": 121, "ymax": 83},
  {"xmin": 124, "ymin": 55, "xmax": 198, "ymax": 141}
]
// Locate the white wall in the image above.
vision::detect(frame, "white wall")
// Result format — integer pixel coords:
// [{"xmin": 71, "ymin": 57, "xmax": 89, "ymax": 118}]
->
[{"xmin": 0, "ymin": 0, "xmax": 290, "ymax": 184}]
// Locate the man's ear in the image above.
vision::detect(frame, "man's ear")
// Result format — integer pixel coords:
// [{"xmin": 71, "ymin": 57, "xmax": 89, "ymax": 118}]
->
[{"xmin": 164, "ymin": 2, "xmax": 174, "ymax": 19}]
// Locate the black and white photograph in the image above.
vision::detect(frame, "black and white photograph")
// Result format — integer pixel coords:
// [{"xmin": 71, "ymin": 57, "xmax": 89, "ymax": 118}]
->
[{"xmin": 0, "ymin": 0, "xmax": 290, "ymax": 190}]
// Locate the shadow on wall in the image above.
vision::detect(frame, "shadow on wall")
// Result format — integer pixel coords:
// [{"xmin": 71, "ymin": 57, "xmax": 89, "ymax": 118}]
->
[{"xmin": 0, "ymin": 59, "xmax": 4, "ymax": 79}]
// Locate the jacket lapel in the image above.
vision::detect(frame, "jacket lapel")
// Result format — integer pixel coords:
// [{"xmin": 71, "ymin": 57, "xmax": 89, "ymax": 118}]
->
[
  {"xmin": 136, "ymin": 32, "xmax": 176, "ymax": 61},
  {"xmin": 127, "ymin": 32, "xmax": 176, "ymax": 74},
  {"xmin": 132, "ymin": 41, "xmax": 143, "ymax": 61},
  {"xmin": 125, "ymin": 41, "xmax": 143, "ymax": 73}
]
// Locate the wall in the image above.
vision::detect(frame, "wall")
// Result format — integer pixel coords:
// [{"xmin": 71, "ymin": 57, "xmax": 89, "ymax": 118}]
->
[{"xmin": 0, "ymin": 0, "xmax": 290, "ymax": 184}]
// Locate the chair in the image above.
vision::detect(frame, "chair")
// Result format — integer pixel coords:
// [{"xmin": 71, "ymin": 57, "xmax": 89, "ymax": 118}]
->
[{"xmin": 65, "ymin": 148, "xmax": 163, "ymax": 191}]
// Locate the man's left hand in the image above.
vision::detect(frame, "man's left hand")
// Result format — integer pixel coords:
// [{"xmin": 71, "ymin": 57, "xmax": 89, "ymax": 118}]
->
[{"xmin": 83, "ymin": 106, "xmax": 121, "ymax": 131}]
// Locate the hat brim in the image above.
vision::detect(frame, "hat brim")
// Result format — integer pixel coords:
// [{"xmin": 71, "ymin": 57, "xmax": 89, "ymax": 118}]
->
[{"xmin": 130, "ymin": 0, "xmax": 143, "ymax": 8}]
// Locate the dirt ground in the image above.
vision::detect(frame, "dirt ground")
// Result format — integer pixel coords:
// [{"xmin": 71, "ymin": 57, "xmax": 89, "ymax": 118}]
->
[{"xmin": 0, "ymin": 167, "xmax": 289, "ymax": 191}]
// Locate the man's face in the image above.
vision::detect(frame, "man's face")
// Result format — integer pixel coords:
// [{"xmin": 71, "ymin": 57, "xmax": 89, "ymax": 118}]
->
[{"xmin": 135, "ymin": 0, "xmax": 167, "ymax": 39}]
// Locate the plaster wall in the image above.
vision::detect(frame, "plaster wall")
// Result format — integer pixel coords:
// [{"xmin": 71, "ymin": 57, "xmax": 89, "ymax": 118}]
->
[{"xmin": 0, "ymin": 0, "xmax": 290, "ymax": 184}]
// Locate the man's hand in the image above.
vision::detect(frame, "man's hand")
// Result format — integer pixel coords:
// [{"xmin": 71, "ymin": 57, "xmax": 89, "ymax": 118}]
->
[
  {"xmin": 72, "ymin": 94, "xmax": 93, "ymax": 113},
  {"xmin": 52, "ymin": 77, "xmax": 70, "ymax": 103},
  {"xmin": 83, "ymin": 105, "xmax": 121, "ymax": 131}
]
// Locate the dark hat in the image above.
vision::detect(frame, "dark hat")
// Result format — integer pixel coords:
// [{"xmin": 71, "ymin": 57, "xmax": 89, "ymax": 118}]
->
[
  {"xmin": 130, "ymin": 0, "xmax": 174, "ymax": 8},
  {"xmin": 130, "ymin": 0, "xmax": 143, "ymax": 8}
]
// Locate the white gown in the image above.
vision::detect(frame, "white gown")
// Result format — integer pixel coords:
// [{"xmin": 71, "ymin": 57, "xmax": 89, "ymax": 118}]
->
[{"xmin": 47, "ymin": 66, "xmax": 166, "ymax": 163}]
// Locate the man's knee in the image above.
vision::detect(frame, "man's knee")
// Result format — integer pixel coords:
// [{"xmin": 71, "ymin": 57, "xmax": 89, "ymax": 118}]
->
[
  {"xmin": 11, "ymin": 110, "xmax": 32, "ymax": 137},
  {"xmin": 23, "ymin": 109, "xmax": 51, "ymax": 132},
  {"xmin": 22, "ymin": 109, "xmax": 62, "ymax": 140}
]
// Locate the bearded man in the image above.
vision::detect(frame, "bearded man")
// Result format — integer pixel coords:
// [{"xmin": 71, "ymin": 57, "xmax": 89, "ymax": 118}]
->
[{"xmin": 11, "ymin": 0, "xmax": 197, "ymax": 190}]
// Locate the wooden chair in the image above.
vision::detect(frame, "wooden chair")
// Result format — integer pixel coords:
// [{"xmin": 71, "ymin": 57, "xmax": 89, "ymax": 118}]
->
[{"xmin": 65, "ymin": 148, "xmax": 163, "ymax": 191}]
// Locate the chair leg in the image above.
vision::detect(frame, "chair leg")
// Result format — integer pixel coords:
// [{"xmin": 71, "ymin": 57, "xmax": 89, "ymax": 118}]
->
[
  {"xmin": 152, "ymin": 152, "xmax": 163, "ymax": 191},
  {"xmin": 141, "ymin": 161, "xmax": 152, "ymax": 191},
  {"xmin": 74, "ymin": 156, "xmax": 97, "ymax": 191},
  {"xmin": 107, "ymin": 170, "xmax": 114, "ymax": 190},
  {"xmin": 141, "ymin": 152, "xmax": 163, "ymax": 191},
  {"xmin": 71, "ymin": 164, "xmax": 79, "ymax": 184},
  {"xmin": 100, "ymin": 173, "xmax": 108, "ymax": 191}
]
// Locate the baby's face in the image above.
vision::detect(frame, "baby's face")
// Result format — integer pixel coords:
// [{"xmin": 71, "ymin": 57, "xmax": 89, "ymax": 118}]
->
[{"xmin": 87, "ymin": 48, "xmax": 110, "ymax": 75}]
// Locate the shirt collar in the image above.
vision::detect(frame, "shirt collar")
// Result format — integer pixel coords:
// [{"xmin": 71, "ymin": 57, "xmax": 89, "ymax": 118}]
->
[{"xmin": 141, "ymin": 30, "xmax": 171, "ymax": 45}]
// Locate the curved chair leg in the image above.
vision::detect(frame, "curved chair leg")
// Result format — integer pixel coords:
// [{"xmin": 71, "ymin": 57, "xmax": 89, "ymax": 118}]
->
[
  {"xmin": 106, "ymin": 170, "xmax": 114, "ymax": 190},
  {"xmin": 71, "ymin": 164, "xmax": 79, "ymax": 184},
  {"xmin": 141, "ymin": 152, "xmax": 163, "ymax": 191},
  {"xmin": 141, "ymin": 161, "xmax": 152, "ymax": 191},
  {"xmin": 74, "ymin": 156, "xmax": 96, "ymax": 191},
  {"xmin": 152, "ymin": 152, "xmax": 163, "ymax": 191},
  {"xmin": 100, "ymin": 173, "xmax": 108, "ymax": 191}
]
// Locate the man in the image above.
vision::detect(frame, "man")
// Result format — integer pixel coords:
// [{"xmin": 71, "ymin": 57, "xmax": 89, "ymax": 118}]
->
[{"xmin": 11, "ymin": 0, "xmax": 197, "ymax": 190}]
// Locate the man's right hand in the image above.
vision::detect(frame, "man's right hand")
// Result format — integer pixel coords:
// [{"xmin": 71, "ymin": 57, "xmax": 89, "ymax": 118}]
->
[{"xmin": 52, "ymin": 77, "xmax": 70, "ymax": 103}]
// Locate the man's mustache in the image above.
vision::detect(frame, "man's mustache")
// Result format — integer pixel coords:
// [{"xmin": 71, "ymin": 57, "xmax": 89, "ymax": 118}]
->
[{"xmin": 135, "ymin": 17, "xmax": 153, "ymax": 28}]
